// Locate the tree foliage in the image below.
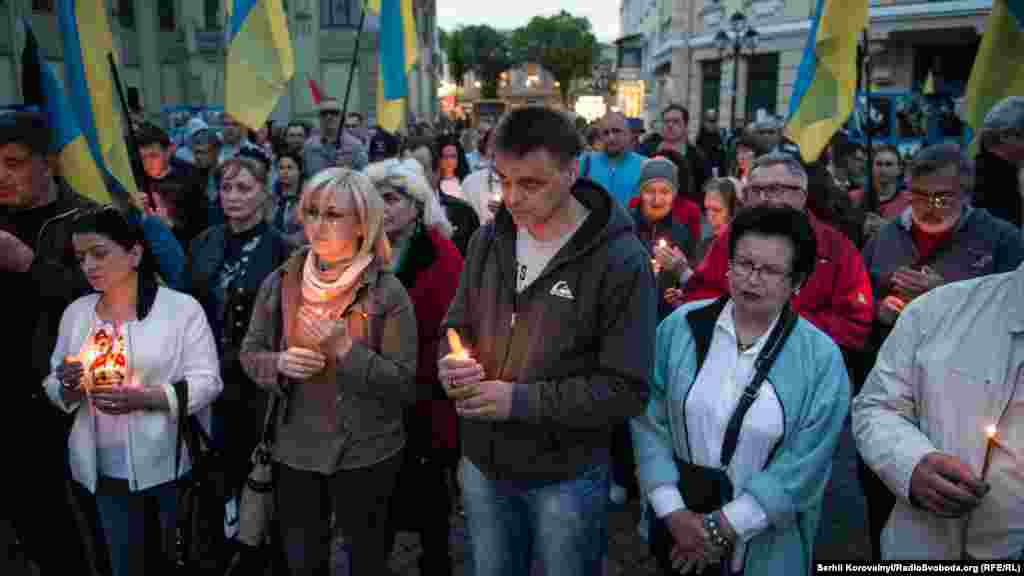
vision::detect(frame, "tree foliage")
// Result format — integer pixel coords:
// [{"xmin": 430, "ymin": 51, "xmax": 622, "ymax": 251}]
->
[
  {"xmin": 439, "ymin": 28, "xmax": 468, "ymax": 88},
  {"xmin": 511, "ymin": 11, "xmax": 599, "ymax": 106},
  {"xmin": 459, "ymin": 25, "xmax": 515, "ymax": 99}
]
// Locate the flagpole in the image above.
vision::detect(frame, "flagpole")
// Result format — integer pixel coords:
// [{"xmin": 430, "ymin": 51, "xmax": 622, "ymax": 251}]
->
[
  {"xmin": 862, "ymin": 29, "xmax": 878, "ymax": 214},
  {"xmin": 338, "ymin": 6, "xmax": 368, "ymax": 146},
  {"xmin": 107, "ymin": 53, "xmax": 146, "ymax": 214}
]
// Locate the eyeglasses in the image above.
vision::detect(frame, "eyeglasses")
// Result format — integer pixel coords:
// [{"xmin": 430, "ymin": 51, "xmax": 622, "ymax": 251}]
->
[
  {"xmin": 303, "ymin": 207, "xmax": 356, "ymax": 225},
  {"xmin": 319, "ymin": 110, "xmax": 341, "ymax": 118},
  {"xmin": 745, "ymin": 183, "xmax": 804, "ymax": 200},
  {"xmin": 600, "ymin": 128, "xmax": 625, "ymax": 136},
  {"xmin": 910, "ymin": 190, "xmax": 958, "ymax": 209},
  {"xmin": 729, "ymin": 257, "xmax": 790, "ymax": 284},
  {"xmin": 874, "ymin": 161, "xmax": 898, "ymax": 168}
]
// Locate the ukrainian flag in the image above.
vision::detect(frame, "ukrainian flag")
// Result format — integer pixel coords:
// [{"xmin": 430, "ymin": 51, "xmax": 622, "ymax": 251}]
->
[
  {"xmin": 964, "ymin": 0, "xmax": 1024, "ymax": 154},
  {"xmin": 56, "ymin": 0, "xmax": 140, "ymax": 212},
  {"xmin": 783, "ymin": 0, "xmax": 868, "ymax": 163},
  {"xmin": 368, "ymin": 0, "xmax": 419, "ymax": 132},
  {"xmin": 225, "ymin": 0, "xmax": 295, "ymax": 131},
  {"xmin": 20, "ymin": 19, "xmax": 108, "ymax": 207}
]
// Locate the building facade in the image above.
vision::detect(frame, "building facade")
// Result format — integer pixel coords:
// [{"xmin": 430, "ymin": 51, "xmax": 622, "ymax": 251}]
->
[
  {"xmin": 0, "ymin": 0, "xmax": 440, "ymax": 128},
  {"xmin": 628, "ymin": 0, "xmax": 990, "ymax": 135}
]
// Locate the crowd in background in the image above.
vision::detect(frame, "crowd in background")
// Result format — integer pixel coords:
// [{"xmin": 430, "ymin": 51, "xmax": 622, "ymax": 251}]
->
[{"xmin": 1, "ymin": 93, "xmax": 1024, "ymax": 576}]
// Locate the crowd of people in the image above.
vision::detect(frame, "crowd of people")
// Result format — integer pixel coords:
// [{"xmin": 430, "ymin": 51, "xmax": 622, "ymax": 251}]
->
[{"xmin": 1, "ymin": 93, "xmax": 1023, "ymax": 576}]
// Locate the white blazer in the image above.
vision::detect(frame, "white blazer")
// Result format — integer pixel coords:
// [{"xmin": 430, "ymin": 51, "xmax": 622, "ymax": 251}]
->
[{"xmin": 44, "ymin": 287, "xmax": 222, "ymax": 493}]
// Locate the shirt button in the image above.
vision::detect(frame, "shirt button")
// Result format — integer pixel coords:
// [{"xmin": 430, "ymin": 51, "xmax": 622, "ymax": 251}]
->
[
  {"xmin": 237, "ymin": 288, "xmax": 244, "ymax": 294},
  {"xmin": 235, "ymin": 305, "xmax": 244, "ymax": 312}
]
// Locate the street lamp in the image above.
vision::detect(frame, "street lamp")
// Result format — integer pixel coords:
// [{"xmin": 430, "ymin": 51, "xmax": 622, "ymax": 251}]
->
[{"xmin": 715, "ymin": 10, "xmax": 759, "ymax": 132}]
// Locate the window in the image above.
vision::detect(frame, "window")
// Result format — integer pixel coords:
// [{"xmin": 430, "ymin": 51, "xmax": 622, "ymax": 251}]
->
[
  {"xmin": 204, "ymin": 0, "xmax": 219, "ymax": 29},
  {"xmin": 113, "ymin": 0, "xmax": 135, "ymax": 29},
  {"xmin": 32, "ymin": 0, "xmax": 54, "ymax": 12},
  {"xmin": 158, "ymin": 0, "xmax": 176, "ymax": 31},
  {"xmin": 321, "ymin": 0, "xmax": 362, "ymax": 29},
  {"xmin": 745, "ymin": 53, "xmax": 779, "ymax": 120},
  {"xmin": 702, "ymin": 60, "xmax": 722, "ymax": 118}
]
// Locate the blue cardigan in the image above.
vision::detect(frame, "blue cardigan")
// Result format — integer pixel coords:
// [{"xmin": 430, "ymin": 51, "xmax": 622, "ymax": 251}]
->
[{"xmin": 631, "ymin": 298, "xmax": 850, "ymax": 576}]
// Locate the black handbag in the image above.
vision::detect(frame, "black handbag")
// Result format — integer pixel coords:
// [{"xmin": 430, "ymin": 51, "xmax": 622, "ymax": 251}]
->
[
  {"xmin": 649, "ymin": 305, "xmax": 798, "ymax": 574},
  {"xmin": 173, "ymin": 380, "xmax": 230, "ymax": 575}
]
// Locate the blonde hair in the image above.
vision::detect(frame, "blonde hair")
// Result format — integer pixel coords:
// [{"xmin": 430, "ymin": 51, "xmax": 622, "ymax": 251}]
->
[
  {"xmin": 365, "ymin": 158, "xmax": 455, "ymax": 239},
  {"xmin": 298, "ymin": 167, "xmax": 392, "ymax": 264}
]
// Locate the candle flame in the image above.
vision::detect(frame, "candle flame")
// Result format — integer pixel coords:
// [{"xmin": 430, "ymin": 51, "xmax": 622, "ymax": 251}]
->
[
  {"xmin": 986, "ymin": 424, "xmax": 998, "ymax": 439},
  {"xmin": 446, "ymin": 328, "xmax": 468, "ymax": 360},
  {"xmin": 659, "ymin": 239, "xmax": 667, "ymax": 249}
]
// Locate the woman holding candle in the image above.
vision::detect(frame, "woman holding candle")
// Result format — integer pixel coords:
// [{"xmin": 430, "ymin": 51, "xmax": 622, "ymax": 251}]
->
[
  {"xmin": 632, "ymin": 206, "xmax": 849, "ymax": 576},
  {"xmin": 239, "ymin": 167, "xmax": 417, "ymax": 575},
  {"xmin": 44, "ymin": 207, "xmax": 222, "ymax": 576},
  {"xmin": 631, "ymin": 157, "xmax": 696, "ymax": 322},
  {"xmin": 367, "ymin": 158, "xmax": 463, "ymax": 575}
]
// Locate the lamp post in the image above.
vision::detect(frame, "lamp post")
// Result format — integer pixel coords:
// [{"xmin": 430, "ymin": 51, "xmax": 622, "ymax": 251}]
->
[{"xmin": 715, "ymin": 11, "xmax": 759, "ymax": 132}]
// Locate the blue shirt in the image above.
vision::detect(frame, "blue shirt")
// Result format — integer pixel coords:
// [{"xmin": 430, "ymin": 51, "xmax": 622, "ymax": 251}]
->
[{"xmin": 579, "ymin": 151, "xmax": 645, "ymax": 208}]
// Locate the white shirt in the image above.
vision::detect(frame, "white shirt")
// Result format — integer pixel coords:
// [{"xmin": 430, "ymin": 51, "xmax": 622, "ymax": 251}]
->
[
  {"xmin": 461, "ymin": 168, "xmax": 501, "ymax": 224},
  {"xmin": 649, "ymin": 301, "xmax": 783, "ymax": 571},
  {"xmin": 440, "ymin": 177, "xmax": 464, "ymax": 201},
  {"xmin": 515, "ymin": 199, "xmax": 590, "ymax": 293},
  {"xmin": 854, "ymin": 265, "xmax": 1024, "ymax": 559}
]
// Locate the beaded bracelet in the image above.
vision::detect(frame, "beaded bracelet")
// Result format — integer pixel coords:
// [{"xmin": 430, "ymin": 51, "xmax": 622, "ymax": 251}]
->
[{"xmin": 703, "ymin": 512, "xmax": 733, "ymax": 551}]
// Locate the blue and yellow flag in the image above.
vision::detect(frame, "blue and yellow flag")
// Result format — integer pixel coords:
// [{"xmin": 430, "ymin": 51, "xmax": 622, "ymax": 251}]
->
[
  {"xmin": 20, "ymin": 19, "xmax": 109, "ymax": 206},
  {"xmin": 368, "ymin": 0, "xmax": 419, "ymax": 132},
  {"xmin": 784, "ymin": 0, "xmax": 868, "ymax": 163},
  {"xmin": 56, "ymin": 0, "xmax": 140, "ymax": 211},
  {"xmin": 964, "ymin": 0, "xmax": 1024, "ymax": 154},
  {"xmin": 225, "ymin": 0, "xmax": 295, "ymax": 130}
]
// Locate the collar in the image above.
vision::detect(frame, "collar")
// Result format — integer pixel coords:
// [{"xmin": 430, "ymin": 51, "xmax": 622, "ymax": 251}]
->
[{"xmin": 715, "ymin": 300, "xmax": 783, "ymax": 354}]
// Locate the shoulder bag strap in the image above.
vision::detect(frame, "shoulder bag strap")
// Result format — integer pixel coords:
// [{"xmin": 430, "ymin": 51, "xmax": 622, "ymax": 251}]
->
[
  {"xmin": 719, "ymin": 306, "xmax": 799, "ymax": 469},
  {"xmin": 582, "ymin": 153, "xmax": 591, "ymax": 179},
  {"xmin": 173, "ymin": 380, "xmax": 189, "ymax": 477},
  {"xmin": 259, "ymin": 395, "xmax": 280, "ymax": 447}
]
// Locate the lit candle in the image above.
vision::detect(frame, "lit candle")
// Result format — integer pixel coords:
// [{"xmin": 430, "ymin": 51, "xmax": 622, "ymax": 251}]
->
[
  {"xmin": 982, "ymin": 424, "xmax": 999, "ymax": 480},
  {"xmin": 658, "ymin": 238, "xmax": 668, "ymax": 250},
  {"xmin": 446, "ymin": 328, "xmax": 469, "ymax": 361}
]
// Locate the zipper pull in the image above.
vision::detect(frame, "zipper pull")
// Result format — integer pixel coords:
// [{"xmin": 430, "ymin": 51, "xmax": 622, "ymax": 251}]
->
[{"xmin": 510, "ymin": 313, "xmax": 517, "ymax": 329}]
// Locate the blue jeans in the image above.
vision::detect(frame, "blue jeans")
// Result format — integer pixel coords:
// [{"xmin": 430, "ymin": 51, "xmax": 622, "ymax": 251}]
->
[
  {"xmin": 460, "ymin": 457, "xmax": 610, "ymax": 576},
  {"xmin": 94, "ymin": 477, "xmax": 178, "ymax": 576}
]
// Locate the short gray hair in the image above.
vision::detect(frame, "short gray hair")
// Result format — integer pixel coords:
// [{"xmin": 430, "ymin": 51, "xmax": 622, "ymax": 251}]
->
[
  {"xmin": 907, "ymin": 142, "xmax": 974, "ymax": 194},
  {"xmin": 749, "ymin": 151, "xmax": 808, "ymax": 189},
  {"xmin": 981, "ymin": 96, "xmax": 1024, "ymax": 149}
]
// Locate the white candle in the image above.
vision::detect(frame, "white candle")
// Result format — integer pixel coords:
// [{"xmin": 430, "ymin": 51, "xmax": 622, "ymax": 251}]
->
[
  {"xmin": 982, "ymin": 424, "xmax": 998, "ymax": 480},
  {"xmin": 446, "ymin": 328, "xmax": 469, "ymax": 361}
]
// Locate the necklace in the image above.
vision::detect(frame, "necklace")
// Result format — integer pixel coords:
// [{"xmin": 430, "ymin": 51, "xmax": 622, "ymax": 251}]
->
[{"xmin": 737, "ymin": 338, "xmax": 755, "ymax": 353}]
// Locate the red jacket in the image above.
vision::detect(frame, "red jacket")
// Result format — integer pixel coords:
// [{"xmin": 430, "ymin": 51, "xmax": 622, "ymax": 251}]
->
[
  {"xmin": 628, "ymin": 194, "xmax": 703, "ymax": 250},
  {"xmin": 683, "ymin": 213, "xmax": 874, "ymax": 350},
  {"xmin": 399, "ymin": 227, "xmax": 464, "ymax": 453}
]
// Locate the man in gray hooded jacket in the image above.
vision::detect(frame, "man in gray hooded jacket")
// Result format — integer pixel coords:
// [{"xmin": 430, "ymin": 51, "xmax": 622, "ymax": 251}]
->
[{"xmin": 438, "ymin": 106, "xmax": 656, "ymax": 576}]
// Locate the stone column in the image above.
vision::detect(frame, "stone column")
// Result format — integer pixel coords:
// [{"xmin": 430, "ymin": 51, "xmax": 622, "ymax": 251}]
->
[{"xmin": 136, "ymin": 0, "xmax": 163, "ymax": 115}]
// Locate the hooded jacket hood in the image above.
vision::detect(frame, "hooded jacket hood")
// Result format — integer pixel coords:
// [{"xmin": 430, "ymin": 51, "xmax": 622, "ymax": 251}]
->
[{"xmin": 490, "ymin": 177, "xmax": 636, "ymax": 274}]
